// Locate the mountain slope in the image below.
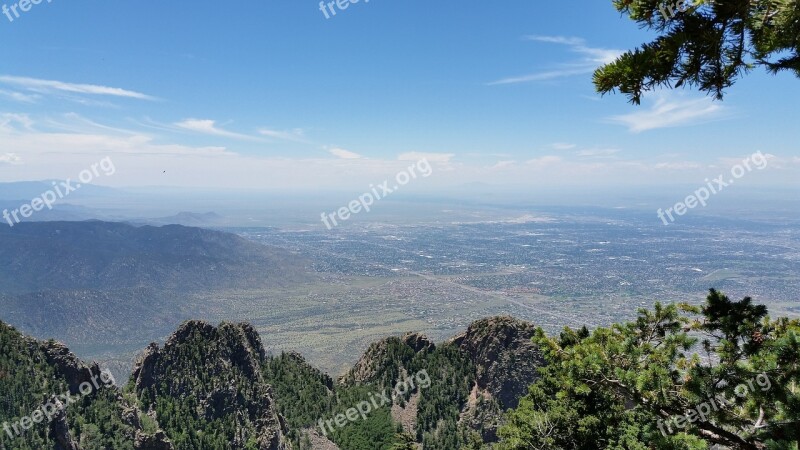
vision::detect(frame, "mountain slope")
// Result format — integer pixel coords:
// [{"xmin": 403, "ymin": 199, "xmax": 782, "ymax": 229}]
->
[
  {"xmin": 0, "ymin": 316, "xmax": 547, "ymax": 450},
  {"xmin": 0, "ymin": 221, "xmax": 313, "ymax": 365},
  {"xmin": 0, "ymin": 322, "xmax": 172, "ymax": 450},
  {"xmin": 132, "ymin": 321, "xmax": 290, "ymax": 450},
  {"xmin": 0, "ymin": 221, "xmax": 308, "ymax": 294}
]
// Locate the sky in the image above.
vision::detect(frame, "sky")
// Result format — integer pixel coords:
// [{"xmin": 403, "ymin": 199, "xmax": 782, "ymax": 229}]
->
[{"xmin": 0, "ymin": 0, "xmax": 798, "ymax": 191}]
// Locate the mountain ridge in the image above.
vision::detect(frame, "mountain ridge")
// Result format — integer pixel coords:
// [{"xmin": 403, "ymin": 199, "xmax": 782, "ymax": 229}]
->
[{"xmin": 0, "ymin": 315, "xmax": 545, "ymax": 450}]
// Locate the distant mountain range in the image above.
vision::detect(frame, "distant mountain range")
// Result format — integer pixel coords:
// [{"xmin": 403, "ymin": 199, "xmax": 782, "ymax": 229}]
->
[
  {"xmin": 0, "ymin": 221, "xmax": 311, "ymax": 360},
  {"xmin": 0, "ymin": 221, "xmax": 305, "ymax": 293},
  {"xmin": 0, "ymin": 180, "xmax": 122, "ymax": 201}
]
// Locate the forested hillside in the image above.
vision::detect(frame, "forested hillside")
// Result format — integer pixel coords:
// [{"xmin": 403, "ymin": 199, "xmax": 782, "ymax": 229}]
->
[{"xmin": 1, "ymin": 293, "xmax": 797, "ymax": 450}]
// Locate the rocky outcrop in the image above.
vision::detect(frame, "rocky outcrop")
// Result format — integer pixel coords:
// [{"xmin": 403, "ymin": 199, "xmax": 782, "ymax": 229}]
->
[
  {"xmin": 132, "ymin": 320, "xmax": 290, "ymax": 450},
  {"xmin": 48, "ymin": 397, "xmax": 79, "ymax": 450},
  {"xmin": 134, "ymin": 430, "xmax": 173, "ymax": 450},
  {"xmin": 449, "ymin": 316, "xmax": 545, "ymax": 409},
  {"xmin": 131, "ymin": 343, "xmax": 161, "ymax": 390},
  {"xmin": 40, "ymin": 340, "xmax": 108, "ymax": 394},
  {"xmin": 341, "ymin": 333, "xmax": 434, "ymax": 385},
  {"xmin": 402, "ymin": 332, "xmax": 435, "ymax": 353},
  {"xmin": 302, "ymin": 428, "xmax": 340, "ymax": 450}
]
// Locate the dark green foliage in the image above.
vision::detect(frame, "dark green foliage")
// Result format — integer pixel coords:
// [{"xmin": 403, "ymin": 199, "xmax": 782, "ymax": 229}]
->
[
  {"xmin": 261, "ymin": 335, "xmax": 480, "ymax": 450},
  {"xmin": 498, "ymin": 290, "xmax": 800, "ymax": 449},
  {"xmin": 263, "ymin": 352, "xmax": 335, "ymax": 447},
  {"xmin": 0, "ymin": 322, "xmax": 137, "ymax": 450},
  {"xmin": 414, "ymin": 345, "xmax": 476, "ymax": 449},
  {"xmin": 325, "ymin": 384, "xmax": 401, "ymax": 450},
  {"xmin": 594, "ymin": 0, "xmax": 800, "ymax": 103},
  {"xmin": 135, "ymin": 322, "xmax": 272, "ymax": 450}
]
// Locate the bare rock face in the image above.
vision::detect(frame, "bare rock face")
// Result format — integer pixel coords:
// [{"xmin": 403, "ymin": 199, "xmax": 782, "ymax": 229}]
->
[
  {"xmin": 449, "ymin": 316, "xmax": 545, "ymax": 409},
  {"xmin": 131, "ymin": 343, "xmax": 161, "ymax": 391},
  {"xmin": 134, "ymin": 430, "xmax": 174, "ymax": 450},
  {"xmin": 402, "ymin": 332, "xmax": 435, "ymax": 354},
  {"xmin": 40, "ymin": 340, "xmax": 107, "ymax": 394},
  {"xmin": 48, "ymin": 397, "xmax": 79, "ymax": 450},
  {"xmin": 132, "ymin": 320, "xmax": 290, "ymax": 450},
  {"xmin": 302, "ymin": 428, "xmax": 340, "ymax": 450}
]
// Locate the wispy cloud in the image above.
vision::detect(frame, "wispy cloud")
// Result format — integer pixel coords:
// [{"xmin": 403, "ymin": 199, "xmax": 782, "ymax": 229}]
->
[
  {"xmin": 489, "ymin": 36, "xmax": 622, "ymax": 86},
  {"xmin": 259, "ymin": 127, "xmax": 307, "ymax": 143},
  {"xmin": 653, "ymin": 161, "xmax": 704, "ymax": 170},
  {"xmin": 0, "ymin": 75, "xmax": 156, "ymax": 100},
  {"xmin": 489, "ymin": 69, "xmax": 595, "ymax": 85},
  {"xmin": 0, "ymin": 89, "xmax": 39, "ymax": 103},
  {"xmin": 0, "ymin": 113, "xmax": 35, "ymax": 132},
  {"xmin": 0, "ymin": 153, "xmax": 21, "ymax": 164},
  {"xmin": 490, "ymin": 160, "xmax": 516, "ymax": 169},
  {"xmin": 525, "ymin": 36, "xmax": 585, "ymax": 46},
  {"xmin": 549, "ymin": 142, "xmax": 577, "ymax": 151},
  {"xmin": 398, "ymin": 152, "xmax": 454, "ymax": 163},
  {"xmin": 174, "ymin": 119, "xmax": 259, "ymax": 141},
  {"xmin": 576, "ymin": 148, "xmax": 620, "ymax": 158},
  {"xmin": 328, "ymin": 147, "xmax": 362, "ymax": 159},
  {"xmin": 525, "ymin": 155, "xmax": 562, "ymax": 166},
  {"xmin": 606, "ymin": 95, "xmax": 729, "ymax": 132},
  {"xmin": 525, "ymin": 35, "xmax": 620, "ymax": 66},
  {"xmin": 43, "ymin": 113, "xmax": 139, "ymax": 135}
]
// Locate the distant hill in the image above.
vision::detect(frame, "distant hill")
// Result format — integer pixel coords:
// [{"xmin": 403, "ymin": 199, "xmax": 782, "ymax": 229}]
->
[
  {"xmin": 0, "ymin": 180, "xmax": 121, "ymax": 201},
  {"xmin": 0, "ymin": 221, "xmax": 312, "ymax": 360},
  {"xmin": 132, "ymin": 211, "xmax": 228, "ymax": 227},
  {"xmin": 0, "ymin": 221, "xmax": 307, "ymax": 293}
]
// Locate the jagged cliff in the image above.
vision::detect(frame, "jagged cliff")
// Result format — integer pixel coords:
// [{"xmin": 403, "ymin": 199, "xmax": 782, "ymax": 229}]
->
[
  {"xmin": 450, "ymin": 316, "xmax": 545, "ymax": 410},
  {"xmin": 0, "ymin": 322, "xmax": 172, "ymax": 450},
  {"xmin": 132, "ymin": 321, "xmax": 290, "ymax": 450},
  {"xmin": 0, "ymin": 316, "xmax": 547, "ymax": 450}
]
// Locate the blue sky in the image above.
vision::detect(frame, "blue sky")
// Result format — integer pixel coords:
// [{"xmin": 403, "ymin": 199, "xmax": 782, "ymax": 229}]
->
[{"xmin": 0, "ymin": 0, "xmax": 797, "ymax": 190}]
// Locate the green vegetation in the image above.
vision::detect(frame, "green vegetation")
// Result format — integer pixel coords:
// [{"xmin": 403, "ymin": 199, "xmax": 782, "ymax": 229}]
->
[
  {"xmin": 133, "ymin": 322, "xmax": 273, "ymax": 450},
  {"xmin": 0, "ymin": 322, "xmax": 137, "ymax": 449},
  {"xmin": 262, "ymin": 352, "xmax": 336, "ymax": 447},
  {"xmin": 498, "ymin": 289, "xmax": 800, "ymax": 449},
  {"xmin": 415, "ymin": 345, "xmax": 476, "ymax": 449},
  {"xmin": 3, "ymin": 288, "xmax": 797, "ymax": 450},
  {"xmin": 595, "ymin": 0, "xmax": 800, "ymax": 103}
]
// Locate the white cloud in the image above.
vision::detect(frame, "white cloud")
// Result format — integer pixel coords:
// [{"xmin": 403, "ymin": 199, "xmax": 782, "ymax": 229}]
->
[
  {"xmin": 576, "ymin": 148, "xmax": 620, "ymax": 158},
  {"xmin": 653, "ymin": 161, "xmax": 704, "ymax": 170},
  {"xmin": 525, "ymin": 36, "xmax": 621, "ymax": 65},
  {"xmin": 328, "ymin": 147, "xmax": 362, "ymax": 159},
  {"xmin": 490, "ymin": 160, "xmax": 516, "ymax": 169},
  {"xmin": 524, "ymin": 36, "xmax": 585, "ymax": 46},
  {"xmin": 607, "ymin": 94, "xmax": 729, "ymax": 132},
  {"xmin": 525, "ymin": 155, "xmax": 562, "ymax": 166},
  {"xmin": 0, "ymin": 89, "xmax": 39, "ymax": 103},
  {"xmin": 0, "ymin": 153, "xmax": 21, "ymax": 164},
  {"xmin": 398, "ymin": 152, "xmax": 455, "ymax": 163},
  {"xmin": 174, "ymin": 119, "xmax": 258, "ymax": 141},
  {"xmin": 259, "ymin": 128, "xmax": 307, "ymax": 142},
  {"xmin": 489, "ymin": 36, "xmax": 623, "ymax": 85},
  {"xmin": 549, "ymin": 142, "xmax": 576, "ymax": 150},
  {"xmin": 0, "ymin": 75, "xmax": 155, "ymax": 100},
  {"xmin": 489, "ymin": 69, "xmax": 596, "ymax": 85},
  {"xmin": 0, "ymin": 113, "xmax": 35, "ymax": 132}
]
